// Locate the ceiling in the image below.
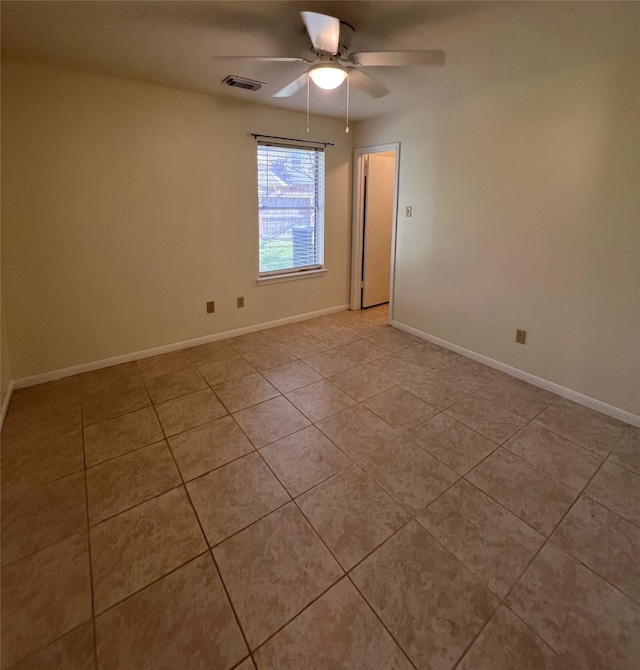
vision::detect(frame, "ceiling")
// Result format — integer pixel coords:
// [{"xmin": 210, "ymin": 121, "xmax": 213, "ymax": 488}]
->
[{"xmin": 1, "ymin": 1, "xmax": 636, "ymax": 120}]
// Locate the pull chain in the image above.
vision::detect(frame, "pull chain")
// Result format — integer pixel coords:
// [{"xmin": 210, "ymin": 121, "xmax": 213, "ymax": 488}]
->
[
  {"xmin": 306, "ymin": 73, "xmax": 310, "ymax": 133},
  {"xmin": 345, "ymin": 72, "xmax": 350, "ymax": 134}
]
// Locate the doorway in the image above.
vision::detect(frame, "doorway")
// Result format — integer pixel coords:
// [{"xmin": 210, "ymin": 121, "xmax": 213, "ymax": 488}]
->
[{"xmin": 350, "ymin": 144, "xmax": 400, "ymax": 317}]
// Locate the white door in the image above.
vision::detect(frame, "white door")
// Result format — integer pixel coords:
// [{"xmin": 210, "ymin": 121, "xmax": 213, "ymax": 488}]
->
[{"xmin": 362, "ymin": 153, "xmax": 395, "ymax": 308}]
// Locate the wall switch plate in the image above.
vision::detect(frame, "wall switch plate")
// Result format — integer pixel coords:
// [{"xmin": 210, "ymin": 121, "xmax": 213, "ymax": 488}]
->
[
  {"xmin": 515, "ymin": 329, "xmax": 526, "ymax": 344},
  {"xmin": 405, "ymin": 206, "xmax": 413, "ymax": 218},
  {"xmin": 206, "ymin": 301, "xmax": 215, "ymax": 314},
  {"xmin": 237, "ymin": 297, "xmax": 245, "ymax": 308}
]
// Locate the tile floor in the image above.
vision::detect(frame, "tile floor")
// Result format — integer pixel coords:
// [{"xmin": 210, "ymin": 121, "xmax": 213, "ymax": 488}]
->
[{"xmin": 2, "ymin": 305, "xmax": 639, "ymax": 669}]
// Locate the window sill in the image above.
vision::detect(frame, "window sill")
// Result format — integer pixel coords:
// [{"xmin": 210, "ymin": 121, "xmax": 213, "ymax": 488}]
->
[{"xmin": 256, "ymin": 268, "xmax": 327, "ymax": 286}]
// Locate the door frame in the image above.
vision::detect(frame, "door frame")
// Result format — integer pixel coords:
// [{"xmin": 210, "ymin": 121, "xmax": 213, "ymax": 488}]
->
[{"xmin": 350, "ymin": 142, "xmax": 401, "ymax": 321}]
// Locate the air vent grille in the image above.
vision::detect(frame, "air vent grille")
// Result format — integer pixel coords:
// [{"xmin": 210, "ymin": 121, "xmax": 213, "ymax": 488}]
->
[{"xmin": 222, "ymin": 75, "xmax": 264, "ymax": 91}]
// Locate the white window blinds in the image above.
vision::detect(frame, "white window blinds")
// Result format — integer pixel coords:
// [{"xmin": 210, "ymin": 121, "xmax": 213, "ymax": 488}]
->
[{"xmin": 257, "ymin": 142, "xmax": 325, "ymax": 276}]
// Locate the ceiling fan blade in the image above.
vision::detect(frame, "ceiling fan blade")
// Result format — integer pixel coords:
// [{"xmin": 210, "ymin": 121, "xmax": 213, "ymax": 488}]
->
[
  {"xmin": 212, "ymin": 56, "xmax": 311, "ymax": 63},
  {"xmin": 301, "ymin": 11, "xmax": 340, "ymax": 54},
  {"xmin": 273, "ymin": 72, "xmax": 308, "ymax": 98},
  {"xmin": 351, "ymin": 50, "xmax": 446, "ymax": 67},
  {"xmin": 346, "ymin": 68, "xmax": 390, "ymax": 99}
]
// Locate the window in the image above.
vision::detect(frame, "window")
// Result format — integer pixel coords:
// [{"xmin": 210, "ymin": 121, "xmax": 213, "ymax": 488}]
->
[{"xmin": 257, "ymin": 142, "xmax": 325, "ymax": 279}]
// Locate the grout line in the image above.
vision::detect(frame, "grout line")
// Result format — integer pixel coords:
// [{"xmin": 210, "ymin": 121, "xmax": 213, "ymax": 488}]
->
[
  {"xmin": 151, "ymin": 400, "xmax": 254, "ymax": 657},
  {"xmin": 78, "ymin": 394, "xmax": 98, "ymax": 668},
  {"xmin": 92, "ymin": 548, "xmax": 210, "ymax": 620},
  {"xmin": 345, "ymin": 572, "xmax": 420, "ymax": 670},
  {"xmin": 79, "ymin": 390, "xmax": 100, "ymax": 670}
]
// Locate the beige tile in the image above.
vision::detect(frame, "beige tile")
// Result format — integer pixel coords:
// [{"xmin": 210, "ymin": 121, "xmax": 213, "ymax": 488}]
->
[
  {"xmin": 366, "ymin": 327, "xmax": 422, "ymax": 352},
  {"xmin": 187, "ymin": 452, "xmax": 289, "ymax": 546},
  {"xmin": 507, "ymin": 543, "xmax": 640, "ymax": 669},
  {"xmin": 475, "ymin": 376, "xmax": 556, "ymax": 420},
  {"xmin": 2, "ymin": 379, "xmax": 81, "ymax": 444},
  {"xmin": 213, "ymin": 373, "xmax": 280, "ymax": 413},
  {"xmin": 434, "ymin": 357, "xmax": 502, "ymax": 391},
  {"xmin": 261, "ymin": 360, "xmax": 323, "ymax": 393},
  {"xmin": 329, "ymin": 365, "xmax": 396, "ymax": 402},
  {"xmin": 281, "ymin": 335, "xmax": 331, "ymax": 358},
  {"xmin": 419, "ymin": 480, "xmax": 544, "ymax": 598},
  {"xmin": 213, "ymin": 503, "xmax": 343, "ymax": 649},
  {"xmin": 95, "ymin": 554, "xmax": 247, "ymax": 670},
  {"xmin": 401, "ymin": 371, "xmax": 469, "ymax": 410},
  {"xmin": 7, "ymin": 621, "xmax": 95, "ymax": 670},
  {"xmin": 297, "ymin": 465, "xmax": 409, "ymax": 569},
  {"xmin": 314, "ymin": 327, "xmax": 361, "ymax": 347},
  {"xmin": 83, "ymin": 407, "xmax": 164, "ymax": 466},
  {"xmin": 136, "ymin": 351, "xmax": 192, "ymax": 379},
  {"xmin": 144, "ymin": 367, "xmax": 207, "ymax": 403},
  {"xmin": 233, "ymin": 396, "xmax": 310, "ymax": 448},
  {"xmin": 552, "ymin": 496, "xmax": 640, "ymax": 603},
  {"xmin": 86, "ymin": 441, "xmax": 181, "ymax": 524},
  {"xmin": 234, "ymin": 659, "xmax": 256, "ymax": 670},
  {"xmin": 8, "ymin": 375, "xmax": 79, "ymax": 416},
  {"xmin": 90, "ymin": 487, "xmax": 206, "ymax": 613},
  {"xmin": 350, "ymin": 522, "xmax": 498, "ymax": 670},
  {"xmin": 397, "ymin": 343, "xmax": 456, "ymax": 369},
  {"xmin": 168, "ymin": 415, "xmax": 254, "ymax": 481},
  {"xmin": 316, "ymin": 404, "xmax": 398, "ymax": 461},
  {"xmin": 227, "ymin": 331, "xmax": 269, "ymax": 354},
  {"xmin": 1, "ymin": 534, "xmax": 92, "ymax": 668},
  {"xmin": 457, "ymin": 607, "xmax": 557, "ymax": 670},
  {"xmin": 610, "ymin": 427, "xmax": 640, "ymax": 474},
  {"xmin": 197, "ymin": 354, "xmax": 256, "ymax": 386},
  {"xmin": 254, "ymin": 578, "xmax": 413, "ymax": 670},
  {"xmin": 262, "ymin": 322, "xmax": 311, "ymax": 343},
  {"xmin": 80, "ymin": 362, "xmax": 143, "ymax": 395},
  {"xmin": 467, "ymin": 449, "xmax": 577, "ymax": 535},
  {"xmin": 534, "ymin": 399, "xmax": 626, "ymax": 457},
  {"xmin": 303, "ymin": 349, "xmax": 359, "ymax": 377},
  {"xmin": 505, "ymin": 423, "xmax": 602, "ymax": 490},
  {"xmin": 260, "ymin": 426, "xmax": 351, "ymax": 497},
  {"xmin": 1, "ymin": 428, "xmax": 84, "ymax": 498},
  {"xmin": 155, "ymin": 389, "xmax": 227, "ymax": 436},
  {"xmin": 184, "ymin": 339, "xmax": 237, "ymax": 367},
  {"xmin": 336, "ymin": 339, "xmax": 387, "ymax": 365},
  {"xmin": 286, "ymin": 380, "xmax": 357, "ymax": 422},
  {"xmin": 82, "ymin": 384, "xmax": 151, "ymax": 427},
  {"xmin": 585, "ymin": 460, "xmax": 640, "ymax": 526},
  {"xmin": 363, "ymin": 386, "xmax": 438, "ymax": 431},
  {"xmin": 445, "ymin": 395, "xmax": 527, "ymax": 444},
  {"xmin": 81, "ymin": 365, "xmax": 151, "ymax": 426},
  {"xmin": 407, "ymin": 413, "xmax": 497, "ymax": 475},
  {"xmin": 360, "ymin": 436, "xmax": 458, "ymax": 515},
  {"xmin": 239, "ymin": 344, "xmax": 297, "ymax": 371},
  {"xmin": 366, "ymin": 355, "xmax": 430, "ymax": 385},
  {"xmin": 2, "ymin": 472, "xmax": 87, "ymax": 566}
]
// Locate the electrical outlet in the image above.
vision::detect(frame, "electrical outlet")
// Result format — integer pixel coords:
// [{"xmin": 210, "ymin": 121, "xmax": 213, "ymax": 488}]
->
[
  {"xmin": 237, "ymin": 297, "xmax": 245, "ymax": 308},
  {"xmin": 405, "ymin": 206, "xmax": 413, "ymax": 218},
  {"xmin": 515, "ymin": 329, "xmax": 526, "ymax": 344},
  {"xmin": 206, "ymin": 301, "xmax": 215, "ymax": 314}
]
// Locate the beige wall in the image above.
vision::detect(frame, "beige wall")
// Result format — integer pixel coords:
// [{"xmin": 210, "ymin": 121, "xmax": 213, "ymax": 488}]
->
[
  {"xmin": 355, "ymin": 52, "xmax": 640, "ymax": 414},
  {"xmin": 1, "ymin": 61, "xmax": 353, "ymax": 379}
]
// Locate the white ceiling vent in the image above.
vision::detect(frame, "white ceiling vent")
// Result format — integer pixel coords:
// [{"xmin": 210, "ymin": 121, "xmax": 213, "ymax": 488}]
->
[{"xmin": 222, "ymin": 75, "xmax": 264, "ymax": 91}]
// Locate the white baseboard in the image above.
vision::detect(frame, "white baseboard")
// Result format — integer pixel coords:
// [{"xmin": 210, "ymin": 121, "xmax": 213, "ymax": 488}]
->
[
  {"xmin": 392, "ymin": 320, "xmax": 640, "ymax": 429},
  {"xmin": 1, "ymin": 379, "xmax": 15, "ymax": 428},
  {"xmin": 13, "ymin": 304, "xmax": 350, "ymax": 390}
]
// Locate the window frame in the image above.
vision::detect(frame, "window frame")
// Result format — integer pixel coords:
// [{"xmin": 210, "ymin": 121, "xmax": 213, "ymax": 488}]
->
[{"xmin": 256, "ymin": 140, "xmax": 326, "ymax": 283}]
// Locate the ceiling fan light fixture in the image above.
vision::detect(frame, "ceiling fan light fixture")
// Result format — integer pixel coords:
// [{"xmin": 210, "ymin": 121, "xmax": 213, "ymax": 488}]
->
[{"xmin": 308, "ymin": 64, "xmax": 347, "ymax": 90}]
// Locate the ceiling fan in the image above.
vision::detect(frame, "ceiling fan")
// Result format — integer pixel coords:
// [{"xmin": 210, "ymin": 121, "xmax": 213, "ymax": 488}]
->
[{"xmin": 218, "ymin": 11, "xmax": 445, "ymax": 99}]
